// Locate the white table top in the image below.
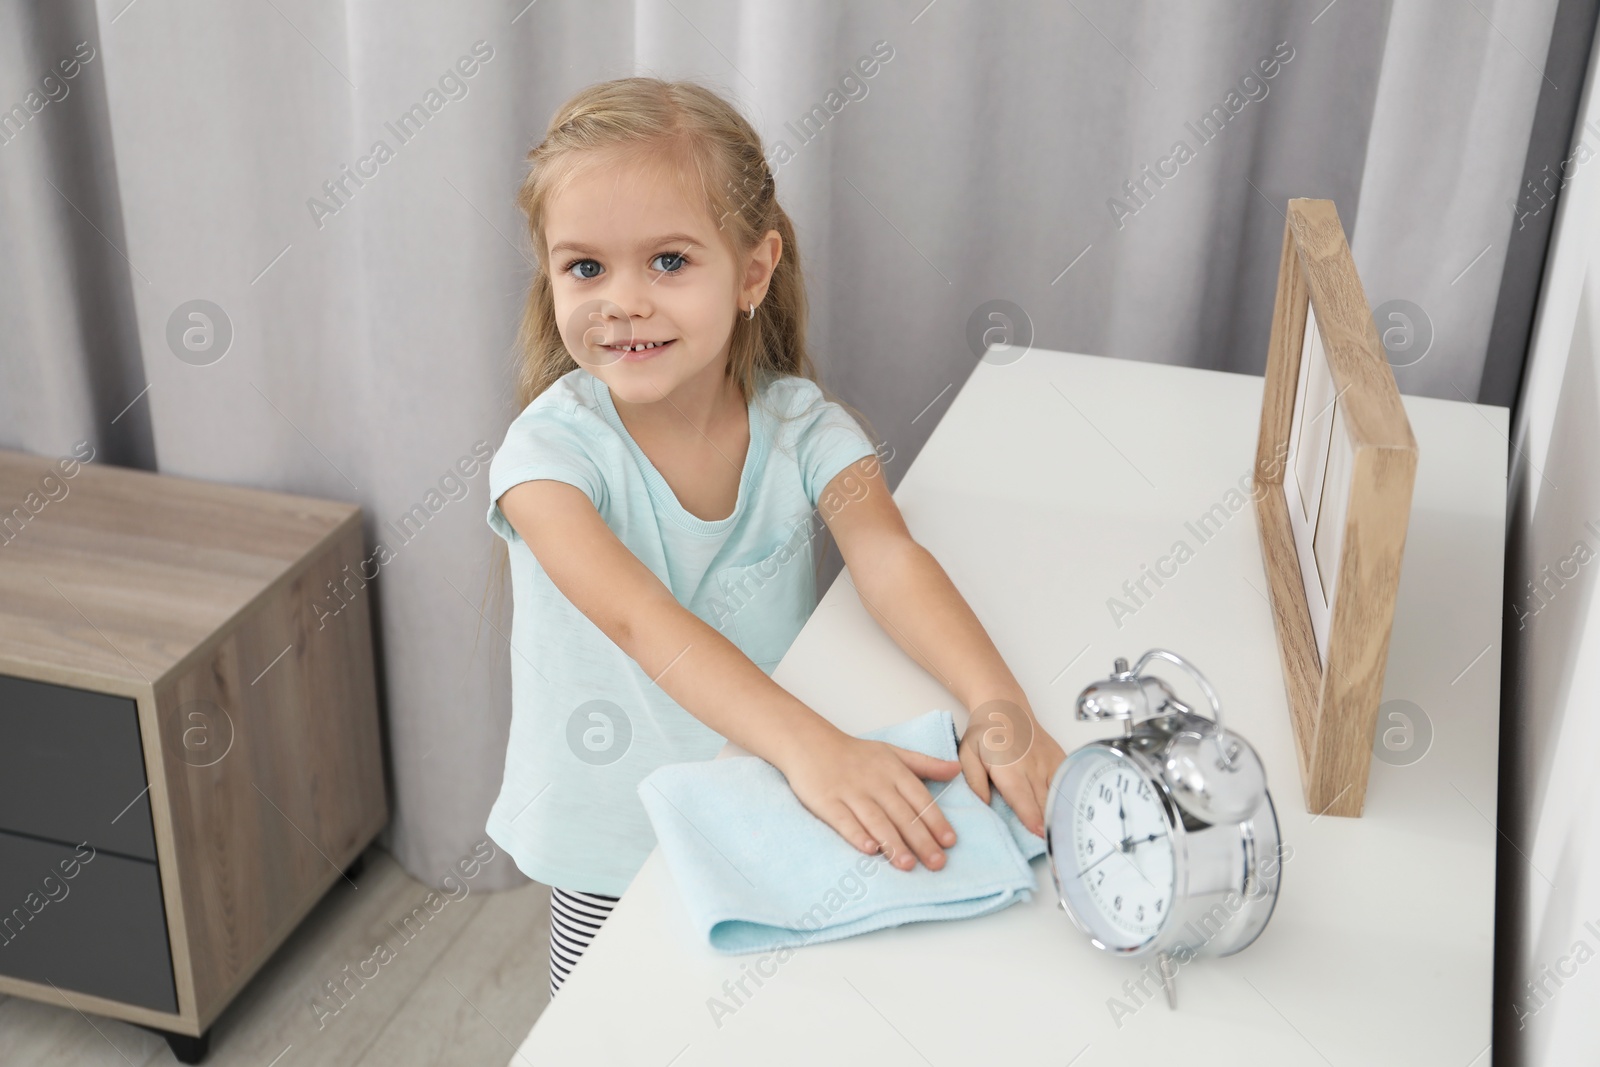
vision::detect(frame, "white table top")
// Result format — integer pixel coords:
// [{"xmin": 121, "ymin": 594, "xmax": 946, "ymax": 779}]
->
[{"xmin": 512, "ymin": 350, "xmax": 1506, "ymax": 1066}]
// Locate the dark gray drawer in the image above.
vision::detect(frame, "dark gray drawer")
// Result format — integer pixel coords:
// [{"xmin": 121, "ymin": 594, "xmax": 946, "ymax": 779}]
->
[
  {"xmin": 0, "ymin": 828, "xmax": 177, "ymax": 1013},
  {"xmin": 0, "ymin": 674, "xmax": 158, "ymax": 861}
]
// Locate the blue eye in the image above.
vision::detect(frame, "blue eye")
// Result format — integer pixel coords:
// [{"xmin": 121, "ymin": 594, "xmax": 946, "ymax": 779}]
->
[
  {"xmin": 559, "ymin": 250, "xmax": 691, "ymax": 281},
  {"xmin": 651, "ymin": 251, "xmax": 688, "ymax": 274}
]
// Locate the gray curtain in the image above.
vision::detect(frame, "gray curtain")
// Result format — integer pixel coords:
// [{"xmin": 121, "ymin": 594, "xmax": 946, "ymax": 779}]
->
[{"xmin": 0, "ymin": 0, "xmax": 1571, "ymax": 891}]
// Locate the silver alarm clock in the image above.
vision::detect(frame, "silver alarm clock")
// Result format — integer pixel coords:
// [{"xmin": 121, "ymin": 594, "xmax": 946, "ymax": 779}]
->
[{"xmin": 1044, "ymin": 649, "xmax": 1283, "ymax": 1009}]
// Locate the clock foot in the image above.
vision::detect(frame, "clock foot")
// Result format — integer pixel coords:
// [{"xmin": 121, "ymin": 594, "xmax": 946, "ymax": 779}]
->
[{"xmin": 1157, "ymin": 950, "xmax": 1177, "ymax": 1010}]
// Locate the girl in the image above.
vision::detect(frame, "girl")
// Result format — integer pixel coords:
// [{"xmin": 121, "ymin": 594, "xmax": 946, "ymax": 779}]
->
[{"xmin": 483, "ymin": 77, "xmax": 1066, "ymax": 1000}]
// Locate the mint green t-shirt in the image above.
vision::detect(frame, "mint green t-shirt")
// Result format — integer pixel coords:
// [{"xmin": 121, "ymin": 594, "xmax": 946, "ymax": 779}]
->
[{"xmin": 484, "ymin": 366, "xmax": 879, "ymax": 897}]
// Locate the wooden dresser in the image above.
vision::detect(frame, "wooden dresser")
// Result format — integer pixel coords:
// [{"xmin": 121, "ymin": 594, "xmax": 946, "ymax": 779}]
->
[{"xmin": 0, "ymin": 446, "xmax": 388, "ymax": 1062}]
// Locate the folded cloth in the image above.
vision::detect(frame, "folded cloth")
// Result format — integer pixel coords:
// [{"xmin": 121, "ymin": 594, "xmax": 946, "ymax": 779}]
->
[{"xmin": 637, "ymin": 708, "xmax": 1047, "ymax": 955}]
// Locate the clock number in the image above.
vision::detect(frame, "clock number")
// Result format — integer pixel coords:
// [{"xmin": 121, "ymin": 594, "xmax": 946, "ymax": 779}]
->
[
  {"xmin": 1120, "ymin": 775, "xmax": 1130, "ymax": 793},
  {"xmin": 1095, "ymin": 869, "xmax": 1104, "ymax": 886},
  {"xmin": 1086, "ymin": 838, "xmax": 1095, "ymax": 855},
  {"xmin": 1099, "ymin": 783, "xmax": 1113, "ymax": 804},
  {"xmin": 1114, "ymin": 895, "xmax": 1122, "ymax": 911},
  {"xmin": 1136, "ymin": 904, "xmax": 1144, "ymax": 920},
  {"xmin": 1155, "ymin": 899, "xmax": 1162, "ymax": 913},
  {"xmin": 1086, "ymin": 804, "xmax": 1095, "ymax": 820}
]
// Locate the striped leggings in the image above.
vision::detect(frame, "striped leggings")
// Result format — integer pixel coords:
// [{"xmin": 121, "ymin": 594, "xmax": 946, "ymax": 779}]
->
[{"xmin": 548, "ymin": 886, "xmax": 620, "ymax": 998}]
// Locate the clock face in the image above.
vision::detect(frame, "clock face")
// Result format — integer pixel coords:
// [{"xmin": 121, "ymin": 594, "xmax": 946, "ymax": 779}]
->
[{"xmin": 1050, "ymin": 747, "xmax": 1177, "ymax": 950}]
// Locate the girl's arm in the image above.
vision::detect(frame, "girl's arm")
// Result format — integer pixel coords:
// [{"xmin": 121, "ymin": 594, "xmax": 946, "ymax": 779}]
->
[
  {"xmin": 818, "ymin": 456, "xmax": 1068, "ymax": 838},
  {"xmin": 496, "ymin": 477, "xmax": 962, "ymax": 871}
]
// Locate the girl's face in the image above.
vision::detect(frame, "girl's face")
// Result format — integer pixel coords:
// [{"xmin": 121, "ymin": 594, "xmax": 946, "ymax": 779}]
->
[{"xmin": 544, "ymin": 152, "xmax": 776, "ymax": 408}]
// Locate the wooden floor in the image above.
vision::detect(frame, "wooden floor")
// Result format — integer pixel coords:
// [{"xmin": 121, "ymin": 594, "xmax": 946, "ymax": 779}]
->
[{"xmin": 0, "ymin": 846, "xmax": 553, "ymax": 1067}]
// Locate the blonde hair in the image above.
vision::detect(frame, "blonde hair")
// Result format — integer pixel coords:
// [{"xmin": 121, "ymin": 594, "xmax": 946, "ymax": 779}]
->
[{"xmin": 478, "ymin": 77, "xmax": 878, "ymax": 656}]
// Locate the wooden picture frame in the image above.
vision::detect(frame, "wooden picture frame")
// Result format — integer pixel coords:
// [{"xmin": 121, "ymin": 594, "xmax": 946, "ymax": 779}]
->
[{"xmin": 1253, "ymin": 198, "xmax": 1418, "ymax": 819}]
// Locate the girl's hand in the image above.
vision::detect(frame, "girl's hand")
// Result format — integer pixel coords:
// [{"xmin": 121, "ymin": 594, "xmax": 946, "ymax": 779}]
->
[
  {"xmin": 957, "ymin": 700, "xmax": 1068, "ymax": 839},
  {"xmin": 778, "ymin": 730, "xmax": 962, "ymax": 871}
]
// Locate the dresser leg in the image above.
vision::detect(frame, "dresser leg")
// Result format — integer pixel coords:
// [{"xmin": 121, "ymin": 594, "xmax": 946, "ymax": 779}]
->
[{"xmin": 154, "ymin": 1027, "xmax": 211, "ymax": 1064}]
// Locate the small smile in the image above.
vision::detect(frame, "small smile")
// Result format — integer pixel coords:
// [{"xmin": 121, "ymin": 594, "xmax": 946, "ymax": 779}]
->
[{"xmin": 605, "ymin": 338, "xmax": 675, "ymax": 361}]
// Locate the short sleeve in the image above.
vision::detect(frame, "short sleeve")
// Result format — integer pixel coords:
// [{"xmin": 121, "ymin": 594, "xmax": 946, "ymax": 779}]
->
[
  {"xmin": 486, "ymin": 404, "xmax": 608, "ymax": 544},
  {"xmin": 782, "ymin": 377, "xmax": 878, "ymax": 509}
]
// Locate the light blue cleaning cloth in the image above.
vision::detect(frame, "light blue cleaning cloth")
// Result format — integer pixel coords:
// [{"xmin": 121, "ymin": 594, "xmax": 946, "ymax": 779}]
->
[{"xmin": 637, "ymin": 708, "xmax": 1047, "ymax": 954}]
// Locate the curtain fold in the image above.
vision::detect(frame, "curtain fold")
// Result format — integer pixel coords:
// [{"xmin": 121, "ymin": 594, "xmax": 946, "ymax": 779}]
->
[{"xmin": 0, "ymin": 0, "xmax": 1573, "ymax": 891}]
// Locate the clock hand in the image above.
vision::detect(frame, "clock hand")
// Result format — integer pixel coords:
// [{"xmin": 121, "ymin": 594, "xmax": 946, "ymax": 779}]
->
[
  {"xmin": 1075, "ymin": 845, "xmax": 1123, "ymax": 880},
  {"xmin": 1075, "ymin": 831, "xmax": 1163, "ymax": 880}
]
